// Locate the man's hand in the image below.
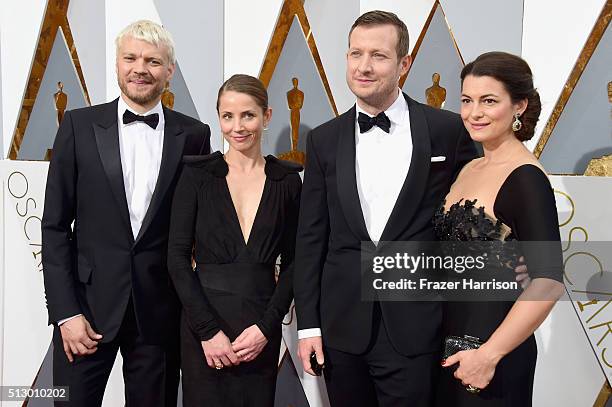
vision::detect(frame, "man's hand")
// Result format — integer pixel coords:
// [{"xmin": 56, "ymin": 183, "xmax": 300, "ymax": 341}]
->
[
  {"xmin": 59, "ymin": 315, "xmax": 103, "ymax": 362},
  {"xmin": 515, "ymin": 256, "xmax": 531, "ymax": 289},
  {"xmin": 297, "ymin": 336, "xmax": 324, "ymax": 376}
]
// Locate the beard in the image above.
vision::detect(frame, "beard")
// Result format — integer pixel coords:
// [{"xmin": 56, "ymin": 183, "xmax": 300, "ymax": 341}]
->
[
  {"xmin": 349, "ymin": 79, "xmax": 399, "ymax": 111},
  {"xmin": 118, "ymin": 75, "xmax": 165, "ymax": 106}
]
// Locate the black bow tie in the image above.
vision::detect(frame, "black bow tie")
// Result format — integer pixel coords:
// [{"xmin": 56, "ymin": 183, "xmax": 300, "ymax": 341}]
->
[
  {"xmin": 122, "ymin": 110, "xmax": 159, "ymax": 129},
  {"xmin": 358, "ymin": 111, "xmax": 391, "ymax": 133}
]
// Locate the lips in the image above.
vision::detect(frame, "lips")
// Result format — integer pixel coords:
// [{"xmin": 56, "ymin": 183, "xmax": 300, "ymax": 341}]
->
[
  {"xmin": 130, "ymin": 78, "xmax": 152, "ymax": 85},
  {"xmin": 232, "ymin": 134, "xmax": 252, "ymax": 142},
  {"xmin": 469, "ymin": 122, "xmax": 490, "ymax": 130}
]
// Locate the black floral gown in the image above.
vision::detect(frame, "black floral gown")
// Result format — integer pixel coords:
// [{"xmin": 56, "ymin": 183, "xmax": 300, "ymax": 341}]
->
[
  {"xmin": 433, "ymin": 164, "xmax": 563, "ymax": 407},
  {"xmin": 167, "ymin": 152, "xmax": 302, "ymax": 407}
]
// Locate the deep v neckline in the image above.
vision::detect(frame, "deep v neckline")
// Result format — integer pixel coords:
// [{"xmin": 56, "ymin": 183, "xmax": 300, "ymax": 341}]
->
[{"xmin": 224, "ymin": 173, "xmax": 269, "ymax": 248}]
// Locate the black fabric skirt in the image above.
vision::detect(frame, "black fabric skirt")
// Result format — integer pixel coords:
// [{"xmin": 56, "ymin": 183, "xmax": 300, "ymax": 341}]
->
[{"xmin": 179, "ymin": 290, "xmax": 282, "ymax": 407}]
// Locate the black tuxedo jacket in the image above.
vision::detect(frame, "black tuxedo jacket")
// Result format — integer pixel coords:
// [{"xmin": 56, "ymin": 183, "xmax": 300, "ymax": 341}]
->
[
  {"xmin": 42, "ymin": 98, "xmax": 210, "ymax": 344},
  {"xmin": 294, "ymin": 93, "xmax": 478, "ymax": 356}
]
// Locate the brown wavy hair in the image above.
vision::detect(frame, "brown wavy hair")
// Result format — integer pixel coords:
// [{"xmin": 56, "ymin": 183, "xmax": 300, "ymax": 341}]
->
[
  {"xmin": 461, "ymin": 52, "xmax": 541, "ymax": 141},
  {"xmin": 216, "ymin": 74, "xmax": 268, "ymax": 113}
]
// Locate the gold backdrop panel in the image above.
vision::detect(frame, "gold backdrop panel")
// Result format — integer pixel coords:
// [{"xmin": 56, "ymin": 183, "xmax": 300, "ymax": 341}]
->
[{"xmin": 8, "ymin": 0, "xmax": 90, "ymax": 160}]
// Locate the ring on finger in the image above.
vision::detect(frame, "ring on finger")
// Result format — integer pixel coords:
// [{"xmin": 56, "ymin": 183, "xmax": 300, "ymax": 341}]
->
[{"xmin": 466, "ymin": 385, "xmax": 480, "ymax": 394}]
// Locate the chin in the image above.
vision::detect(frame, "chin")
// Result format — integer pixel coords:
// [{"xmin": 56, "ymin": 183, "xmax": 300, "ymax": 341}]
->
[
  {"xmin": 468, "ymin": 131, "xmax": 506, "ymax": 144},
  {"xmin": 229, "ymin": 139, "xmax": 258, "ymax": 153},
  {"xmin": 349, "ymin": 83, "xmax": 371, "ymax": 95},
  {"xmin": 352, "ymin": 90, "xmax": 377, "ymax": 105},
  {"xmin": 467, "ymin": 132, "xmax": 489, "ymax": 143}
]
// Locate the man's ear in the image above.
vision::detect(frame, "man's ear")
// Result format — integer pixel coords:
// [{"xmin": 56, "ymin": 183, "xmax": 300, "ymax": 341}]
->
[
  {"xmin": 167, "ymin": 63, "xmax": 176, "ymax": 81},
  {"xmin": 400, "ymin": 54, "xmax": 412, "ymax": 76}
]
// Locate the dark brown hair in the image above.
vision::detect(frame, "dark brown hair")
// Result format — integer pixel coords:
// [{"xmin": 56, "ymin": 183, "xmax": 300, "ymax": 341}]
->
[
  {"xmin": 216, "ymin": 74, "xmax": 268, "ymax": 112},
  {"xmin": 349, "ymin": 10, "xmax": 410, "ymax": 59},
  {"xmin": 461, "ymin": 51, "xmax": 541, "ymax": 141}
]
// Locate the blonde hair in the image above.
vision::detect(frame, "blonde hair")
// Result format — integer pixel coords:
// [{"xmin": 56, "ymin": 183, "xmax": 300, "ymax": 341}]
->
[{"xmin": 115, "ymin": 20, "xmax": 176, "ymax": 64}]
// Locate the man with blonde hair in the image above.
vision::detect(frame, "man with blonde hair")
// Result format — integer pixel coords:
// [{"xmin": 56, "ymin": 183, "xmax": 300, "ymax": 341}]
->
[{"xmin": 42, "ymin": 20, "xmax": 210, "ymax": 406}]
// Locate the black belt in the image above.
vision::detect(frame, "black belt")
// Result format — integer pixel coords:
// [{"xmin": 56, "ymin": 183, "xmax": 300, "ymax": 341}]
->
[{"xmin": 196, "ymin": 263, "xmax": 276, "ymax": 298}]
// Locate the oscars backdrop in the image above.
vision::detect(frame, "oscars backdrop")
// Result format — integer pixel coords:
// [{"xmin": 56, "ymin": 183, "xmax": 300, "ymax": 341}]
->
[{"xmin": 1, "ymin": 0, "xmax": 611, "ymax": 406}]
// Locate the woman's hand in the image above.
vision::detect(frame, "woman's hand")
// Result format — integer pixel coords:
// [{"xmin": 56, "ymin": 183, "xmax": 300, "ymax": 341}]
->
[
  {"xmin": 231, "ymin": 325, "xmax": 268, "ymax": 362},
  {"xmin": 201, "ymin": 330, "xmax": 240, "ymax": 369},
  {"xmin": 442, "ymin": 347, "xmax": 501, "ymax": 390}
]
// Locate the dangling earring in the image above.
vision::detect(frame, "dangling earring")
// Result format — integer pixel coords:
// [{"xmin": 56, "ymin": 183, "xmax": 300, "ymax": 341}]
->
[
  {"xmin": 261, "ymin": 124, "xmax": 268, "ymax": 146},
  {"xmin": 512, "ymin": 113, "xmax": 522, "ymax": 132}
]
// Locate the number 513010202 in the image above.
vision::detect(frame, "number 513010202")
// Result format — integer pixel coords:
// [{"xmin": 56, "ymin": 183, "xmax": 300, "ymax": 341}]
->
[{"xmin": 1, "ymin": 386, "xmax": 69, "ymax": 401}]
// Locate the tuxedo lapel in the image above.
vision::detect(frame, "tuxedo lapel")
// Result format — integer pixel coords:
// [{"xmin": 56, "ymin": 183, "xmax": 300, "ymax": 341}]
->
[
  {"xmin": 134, "ymin": 107, "xmax": 186, "ymax": 245},
  {"xmin": 93, "ymin": 98, "xmax": 133, "ymax": 239},
  {"xmin": 378, "ymin": 95, "xmax": 431, "ymax": 243},
  {"xmin": 335, "ymin": 107, "xmax": 374, "ymax": 246}
]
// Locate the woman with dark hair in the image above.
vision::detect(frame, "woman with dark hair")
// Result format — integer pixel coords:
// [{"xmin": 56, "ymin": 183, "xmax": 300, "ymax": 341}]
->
[
  {"xmin": 167, "ymin": 74, "xmax": 301, "ymax": 406},
  {"xmin": 434, "ymin": 52, "xmax": 564, "ymax": 406}
]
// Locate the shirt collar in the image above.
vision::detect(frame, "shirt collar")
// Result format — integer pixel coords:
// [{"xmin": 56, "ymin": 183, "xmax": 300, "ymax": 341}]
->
[
  {"xmin": 117, "ymin": 95, "xmax": 164, "ymax": 130},
  {"xmin": 355, "ymin": 89, "xmax": 407, "ymax": 126}
]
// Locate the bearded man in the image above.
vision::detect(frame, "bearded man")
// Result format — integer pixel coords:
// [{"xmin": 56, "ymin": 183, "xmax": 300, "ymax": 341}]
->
[{"xmin": 42, "ymin": 20, "xmax": 210, "ymax": 406}]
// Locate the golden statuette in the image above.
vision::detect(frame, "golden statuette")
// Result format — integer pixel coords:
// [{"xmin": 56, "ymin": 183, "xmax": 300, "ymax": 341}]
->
[
  {"xmin": 278, "ymin": 77, "xmax": 306, "ymax": 165},
  {"xmin": 584, "ymin": 154, "xmax": 612, "ymax": 176},
  {"xmin": 425, "ymin": 72, "xmax": 446, "ymax": 109},
  {"xmin": 161, "ymin": 82, "xmax": 175, "ymax": 110},
  {"xmin": 585, "ymin": 82, "xmax": 612, "ymax": 176},
  {"xmin": 54, "ymin": 81, "xmax": 68, "ymax": 126}
]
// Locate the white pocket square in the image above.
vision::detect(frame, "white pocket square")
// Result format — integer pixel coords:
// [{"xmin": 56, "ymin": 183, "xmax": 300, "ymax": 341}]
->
[{"xmin": 430, "ymin": 156, "xmax": 446, "ymax": 162}]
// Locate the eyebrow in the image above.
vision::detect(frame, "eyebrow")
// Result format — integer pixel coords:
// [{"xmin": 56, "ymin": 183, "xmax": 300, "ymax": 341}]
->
[
  {"xmin": 220, "ymin": 109, "xmax": 257, "ymax": 114},
  {"xmin": 121, "ymin": 52, "xmax": 163, "ymax": 60},
  {"xmin": 460, "ymin": 93, "xmax": 499, "ymax": 98}
]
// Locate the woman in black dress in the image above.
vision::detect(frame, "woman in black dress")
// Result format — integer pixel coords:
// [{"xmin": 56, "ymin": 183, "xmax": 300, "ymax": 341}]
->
[
  {"xmin": 167, "ymin": 74, "xmax": 301, "ymax": 406},
  {"xmin": 434, "ymin": 52, "xmax": 565, "ymax": 406}
]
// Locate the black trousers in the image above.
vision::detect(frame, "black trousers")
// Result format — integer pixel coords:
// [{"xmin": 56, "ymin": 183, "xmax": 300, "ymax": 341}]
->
[
  {"xmin": 52, "ymin": 298, "xmax": 180, "ymax": 407},
  {"xmin": 324, "ymin": 305, "xmax": 440, "ymax": 407}
]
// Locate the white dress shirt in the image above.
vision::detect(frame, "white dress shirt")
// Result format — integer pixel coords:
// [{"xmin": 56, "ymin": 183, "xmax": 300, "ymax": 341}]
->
[
  {"xmin": 58, "ymin": 96, "xmax": 165, "ymax": 326},
  {"xmin": 355, "ymin": 90, "xmax": 412, "ymax": 243},
  {"xmin": 298, "ymin": 90, "xmax": 413, "ymax": 340},
  {"xmin": 117, "ymin": 96, "xmax": 165, "ymax": 239}
]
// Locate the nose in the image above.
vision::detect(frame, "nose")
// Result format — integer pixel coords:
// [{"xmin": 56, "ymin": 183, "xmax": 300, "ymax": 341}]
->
[
  {"xmin": 357, "ymin": 55, "xmax": 372, "ymax": 74},
  {"xmin": 469, "ymin": 103, "xmax": 484, "ymax": 120},
  {"xmin": 232, "ymin": 117, "xmax": 244, "ymax": 133},
  {"xmin": 133, "ymin": 58, "xmax": 147, "ymax": 74}
]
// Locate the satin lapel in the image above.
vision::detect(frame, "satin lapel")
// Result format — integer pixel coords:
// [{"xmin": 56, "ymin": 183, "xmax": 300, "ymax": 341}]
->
[
  {"xmin": 134, "ymin": 107, "xmax": 186, "ymax": 245},
  {"xmin": 378, "ymin": 95, "xmax": 431, "ymax": 244},
  {"xmin": 335, "ymin": 107, "xmax": 373, "ymax": 246},
  {"xmin": 93, "ymin": 99, "xmax": 133, "ymax": 239}
]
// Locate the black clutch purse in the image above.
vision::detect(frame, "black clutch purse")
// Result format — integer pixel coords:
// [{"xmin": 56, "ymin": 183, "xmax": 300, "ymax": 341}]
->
[{"xmin": 443, "ymin": 335, "xmax": 483, "ymax": 360}]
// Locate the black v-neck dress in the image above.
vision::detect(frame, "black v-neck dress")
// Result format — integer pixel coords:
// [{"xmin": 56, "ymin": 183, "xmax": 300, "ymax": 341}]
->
[
  {"xmin": 433, "ymin": 164, "xmax": 563, "ymax": 407},
  {"xmin": 167, "ymin": 152, "xmax": 302, "ymax": 406}
]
